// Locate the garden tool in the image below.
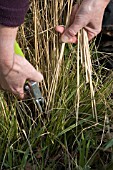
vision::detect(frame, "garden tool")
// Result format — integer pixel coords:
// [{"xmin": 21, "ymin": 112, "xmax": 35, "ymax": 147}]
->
[
  {"xmin": 24, "ymin": 81, "xmax": 44, "ymax": 113},
  {"xmin": 14, "ymin": 41, "xmax": 44, "ymax": 113}
]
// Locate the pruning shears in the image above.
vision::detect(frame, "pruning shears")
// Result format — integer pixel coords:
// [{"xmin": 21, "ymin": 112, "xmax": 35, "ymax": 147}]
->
[
  {"xmin": 14, "ymin": 41, "xmax": 44, "ymax": 113},
  {"xmin": 24, "ymin": 81, "xmax": 44, "ymax": 113}
]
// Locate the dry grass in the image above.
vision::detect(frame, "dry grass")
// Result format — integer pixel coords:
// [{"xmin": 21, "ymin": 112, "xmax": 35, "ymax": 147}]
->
[
  {"xmin": 75, "ymin": 0, "xmax": 97, "ymax": 126},
  {"xmin": 18, "ymin": 0, "xmax": 75, "ymax": 111},
  {"xmin": 0, "ymin": 0, "xmax": 113, "ymax": 169},
  {"xmin": 19, "ymin": 0, "xmax": 97, "ymax": 121}
]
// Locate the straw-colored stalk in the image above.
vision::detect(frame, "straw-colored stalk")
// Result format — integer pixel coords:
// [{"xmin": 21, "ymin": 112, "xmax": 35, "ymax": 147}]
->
[
  {"xmin": 46, "ymin": 0, "xmax": 74, "ymax": 111},
  {"xmin": 76, "ymin": 0, "xmax": 98, "ymax": 124},
  {"xmin": 45, "ymin": 0, "xmax": 97, "ymax": 123},
  {"xmin": 25, "ymin": 0, "xmax": 97, "ymax": 122}
]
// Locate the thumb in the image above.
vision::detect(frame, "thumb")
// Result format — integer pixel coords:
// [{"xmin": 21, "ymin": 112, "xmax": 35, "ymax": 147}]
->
[
  {"xmin": 61, "ymin": 16, "xmax": 86, "ymax": 43},
  {"xmin": 61, "ymin": 23, "xmax": 82, "ymax": 43}
]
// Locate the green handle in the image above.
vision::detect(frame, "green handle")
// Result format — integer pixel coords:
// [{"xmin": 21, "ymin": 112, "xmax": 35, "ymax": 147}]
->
[
  {"xmin": 14, "ymin": 41, "xmax": 44, "ymax": 111},
  {"xmin": 14, "ymin": 41, "xmax": 24, "ymax": 57}
]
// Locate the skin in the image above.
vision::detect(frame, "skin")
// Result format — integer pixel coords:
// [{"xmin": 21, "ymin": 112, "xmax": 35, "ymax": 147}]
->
[
  {"xmin": 0, "ymin": 25, "xmax": 43, "ymax": 99},
  {"xmin": 56, "ymin": 0, "xmax": 110, "ymax": 43},
  {"xmin": 0, "ymin": 0, "xmax": 110, "ymax": 99}
]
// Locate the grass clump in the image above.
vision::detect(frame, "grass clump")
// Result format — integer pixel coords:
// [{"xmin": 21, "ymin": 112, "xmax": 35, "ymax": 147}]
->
[{"xmin": 0, "ymin": 0, "xmax": 113, "ymax": 169}]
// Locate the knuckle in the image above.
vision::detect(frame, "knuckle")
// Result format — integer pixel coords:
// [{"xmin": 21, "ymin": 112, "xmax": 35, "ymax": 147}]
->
[
  {"xmin": 16, "ymin": 88, "xmax": 24, "ymax": 95},
  {"xmin": 93, "ymin": 28, "xmax": 101, "ymax": 37},
  {"xmin": 72, "ymin": 16, "xmax": 87, "ymax": 29},
  {"xmin": 97, "ymin": 27, "xmax": 102, "ymax": 34},
  {"xmin": 19, "ymin": 93, "xmax": 24, "ymax": 99},
  {"xmin": 68, "ymin": 27, "xmax": 76, "ymax": 36},
  {"xmin": 11, "ymin": 86, "xmax": 24, "ymax": 95}
]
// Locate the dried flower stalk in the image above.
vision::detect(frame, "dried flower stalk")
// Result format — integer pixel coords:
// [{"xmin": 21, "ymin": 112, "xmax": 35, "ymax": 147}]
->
[{"xmin": 76, "ymin": 0, "xmax": 97, "ymax": 124}]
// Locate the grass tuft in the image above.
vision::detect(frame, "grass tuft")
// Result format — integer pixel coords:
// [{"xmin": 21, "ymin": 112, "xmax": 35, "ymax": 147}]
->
[{"xmin": 0, "ymin": 0, "xmax": 113, "ymax": 169}]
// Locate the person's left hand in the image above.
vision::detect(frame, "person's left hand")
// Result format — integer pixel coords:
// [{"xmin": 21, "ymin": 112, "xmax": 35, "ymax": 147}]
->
[{"xmin": 56, "ymin": 0, "xmax": 110, "ymax": 43}]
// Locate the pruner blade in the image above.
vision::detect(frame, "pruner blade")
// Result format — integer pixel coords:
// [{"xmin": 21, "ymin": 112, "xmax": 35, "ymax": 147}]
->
[{"xmin": 24, "ymin": 81, "xmax": 44, "ymax": 113}]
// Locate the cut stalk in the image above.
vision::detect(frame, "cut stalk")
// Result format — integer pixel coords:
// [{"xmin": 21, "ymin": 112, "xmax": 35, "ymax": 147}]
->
[{"xmin": 76, "ymin": 0, "xmax": 97, "ymax": 122}]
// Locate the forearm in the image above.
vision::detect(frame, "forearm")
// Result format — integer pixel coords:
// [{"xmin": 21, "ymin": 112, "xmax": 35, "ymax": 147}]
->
[
  {"xmin": 0, "ymin": 0, "xmax": 29, "ymax": 62},
  {"xmin": 0, "ymin": 0, "xmax": 29, "ymax": 27},
  {"xmin": 0, "ymin": 26, "xmax": 18, "ymax": 46},
  {"xmin": 101, "ymin": 0, "xmax": 110, "ymax": 8},
  {"xmin": 0, "ymin": 26, "xmax": 18, "ymax": 67}
]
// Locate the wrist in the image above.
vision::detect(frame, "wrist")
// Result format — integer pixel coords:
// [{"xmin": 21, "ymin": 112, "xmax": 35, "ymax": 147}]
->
[
  {"xmin": 0, "ymin": 25, "xmax": 18, "ymax": 51},
  {"xmin": 102, "ymin": 0, "xmax": 110, "ymax": 7},
  {"xmin": 92, "ymin": 0, "xmax": 110, "ymax": 11},
  {"xmin": 0, "ymin": 26, "xmax": 18, "ymax": 69},
  {"xmin": 104, "ymin": 0, "xmax": 110, "ymax": 3},
  {"xmin": 0, "ymin": 25, "xmax": 18, "ymax": 60}
]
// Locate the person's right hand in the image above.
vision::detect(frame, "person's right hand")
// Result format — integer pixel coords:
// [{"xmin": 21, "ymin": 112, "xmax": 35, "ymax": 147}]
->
[
  {"xmin": 0, "ymin": 54, "xmax": 43, "ymax": 99},
  {"xmin": 56, "ymin": 0, "xmax": 110, "ymax": 43},
  {"xmin": 0, "ymin": 25, "xmax": 43, "ymax": 99}
]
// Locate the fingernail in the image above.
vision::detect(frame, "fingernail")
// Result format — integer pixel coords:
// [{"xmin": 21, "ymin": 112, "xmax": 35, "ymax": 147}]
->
[{"xmin": 61, "ymin": 35, "xmax": 69, "ymax": 43}]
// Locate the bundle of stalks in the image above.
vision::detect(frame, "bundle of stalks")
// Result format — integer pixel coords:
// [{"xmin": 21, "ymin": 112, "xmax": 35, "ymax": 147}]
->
[
  {"xmin": 46, "ymin": 0, "xmax": 74, "ymax": 111},
  {"xmin": 75, "ymin": 0, "xmax": 97, "ymax": 124},
  {"xmin": 44, "ymin": 0, "xmax": 97, "ymax": 123},
  {"xmin": 1, "ymin": 0, "xmax": 113, "ymax": 169}
]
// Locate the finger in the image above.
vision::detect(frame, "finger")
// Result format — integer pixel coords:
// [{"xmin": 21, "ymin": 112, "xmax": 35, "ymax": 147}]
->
[
  {"xmin": 87, "ymin": 31, "xmax": 96, "ymax": 41},
  {"xmin": 17, "ymin": 89, "xmax": 25, "ymax": 99},
  {"xmin": 12, "ymin": 87, "xmax": 25, "ymax": 99},
  {"xmin": 28, "ymin": 67, "xmax": 43, "ymax": 83},
  {"xmin": 61, "ymin": 18, "xmax": 85, "ymax": 43},
  {"xmin": 56, "ymin": 25, "xmax": 77, "ymax": 43},
  {"xmin": 55, "ymin": 25, "xmax": 65, "ymax": 34},
  {"xmin": 55, "ymin": 4, "xmax": 79, "ymax": 34},
  {"xmin": 0, "ymin": 83, "xmax": 25, "ymax": 99},
  {"xmin": 85, "ymin": 26, "xmax": 101, "ymax": 41},
  {"xmin": 61, "ymin": 9, "xmax": 89, "ymax": 43},
  {"xmin": 23, "ymin": 59, "xmax": 43, "ymax": 83},
  {"xmin": 56, "ymin": 4, "xmax": 79, "ymax": 43},
  {"xmin": 69, "ymin": 4, "xmax": 79, "ymax": 26}
]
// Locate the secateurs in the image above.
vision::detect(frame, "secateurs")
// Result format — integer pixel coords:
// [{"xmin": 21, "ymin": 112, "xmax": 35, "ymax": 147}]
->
[
  {"xmin": 14, "ymin": 41, "xmax": 44, "ymax": 113},
  {"xmin": 24, "ymin": 81, "xmax": 44, "ymax": 113}
]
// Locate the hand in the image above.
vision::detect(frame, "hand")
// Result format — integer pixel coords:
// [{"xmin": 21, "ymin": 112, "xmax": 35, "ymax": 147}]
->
[
  {"xmin": 56, "ymin": 0, "xmax": 110, "ymax": 43},
  {"xmin": 0, "ymin": 26, "xmax": 43, "ymax": 99}
]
